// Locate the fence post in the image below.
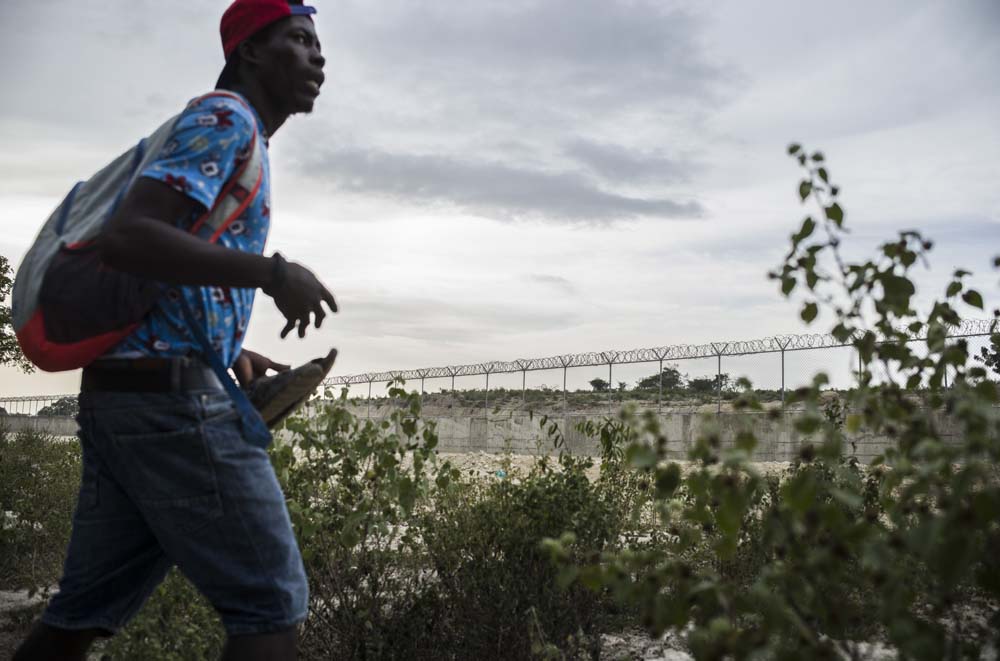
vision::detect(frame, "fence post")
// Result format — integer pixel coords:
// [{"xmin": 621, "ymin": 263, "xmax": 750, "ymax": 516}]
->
[
  {"xmin": 717, "ymin": 353, "xmax": 722, "ymax": 414},
  {"xmin": 608, "ymin": 361, "xmax": 613, "ymax": 413},
  {"xmin": 776, "ymin": 337, "xmax": 791, "ymax": 411},
  {"xmin": 562, "ymin": 363, "xmax": 568, "ymax": 414},
  {"xmin": 658, "ymin": 358, "xmax": 664, "ymax": 413},
  {"xmin": 711, "ymin": 343, "xmax": 726, "ymax": 414},
  {"xmin": 780, "ymin": 348, "xmax": 786, "ymax": 409},
  {"xmin": 712, "ymin": 342, "xmax": 726, "ymax": 414},
  {"xmin": 367, "ymin": 379, "xmax": 373, "ymax": 419}
]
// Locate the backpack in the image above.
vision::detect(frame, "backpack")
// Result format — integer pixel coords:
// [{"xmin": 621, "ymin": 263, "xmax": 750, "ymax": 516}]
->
[{"xmin": 11, "ymin": 91, "xmax": 264, "ymax": 373}]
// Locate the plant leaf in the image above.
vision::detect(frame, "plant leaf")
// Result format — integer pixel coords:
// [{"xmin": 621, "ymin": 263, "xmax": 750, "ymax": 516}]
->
[
  {"xmin": 799, "ymin": 181, "xmax": 812, "ymax": 202},
  {"xmin": 801, "ymin": 302, "xmax": 818, "ymax": 323},
  {"xmin": 781, "ymin": 277, "xmax": 796, "ymax": 296},
  {"xmin": 825, "ymin": 203, "xmax": 844, "ymax": 225},
  {"xmin": 963, "ymin": 290, "xmax": 984, "ymax": 309},
  {"xmin": 792, "ymin": 217, "xmax": 816, "ymax": 246},
  {"xmin": 655, "ymin": 464, "xmax": 682, "ymax": 498},
  {"xmin": 626, "ymin": 443, "xmax": 657, "ymax": 470}
]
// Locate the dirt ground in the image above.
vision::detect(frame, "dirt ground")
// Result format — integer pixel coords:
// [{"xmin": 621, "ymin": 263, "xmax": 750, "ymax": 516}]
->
[
  {"xmin": 0, "ymin": 598, "xmax": 899, "ymax": 661},
  {"xmin": 0, "ymin": 590, "xmax": 46, "ymax": 658},
  {"xmin": 600, "ymin": 629, "xmax": 694, "ymax": 660}
]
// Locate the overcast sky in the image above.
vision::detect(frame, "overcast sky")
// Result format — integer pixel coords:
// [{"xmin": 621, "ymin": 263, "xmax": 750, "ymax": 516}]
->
[{"xmin": 1, "ymin": 0, "xmax": 998, "ymax": 397}]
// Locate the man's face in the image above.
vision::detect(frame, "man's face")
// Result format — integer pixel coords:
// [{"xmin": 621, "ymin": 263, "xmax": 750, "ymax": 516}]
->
[{"xmin": 254, "ymin": 15, "xmax": 326, "ymax": 115}]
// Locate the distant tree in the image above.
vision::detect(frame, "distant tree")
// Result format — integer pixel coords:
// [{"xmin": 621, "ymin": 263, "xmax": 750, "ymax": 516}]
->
[
  {"xmin": 636, "ymin": 365, "xmax": 684, "ymax": 390},
  {"xmin": 687, "ymin": 373, "xmax": 731, "ymax": 395},
  {"xmin": 589, "ymin": 378, "xmax": 609, "ymax": 392},
  {"xmin": 974, "ymin": 333, "xmax": 1000, "ymax": 378},
  {"xmin": 617, "ymin": 381, "xmax": 627, "ymax": 392},
  {"xmin": 1, "ymin": 255, "xmax": 32, "ymax": 372},
  {"xmin": 38, "ymin": 396, "xmax": 78, "ymax": 417}
]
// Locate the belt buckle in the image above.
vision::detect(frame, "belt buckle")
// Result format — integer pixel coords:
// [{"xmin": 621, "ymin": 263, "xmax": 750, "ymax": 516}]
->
[{"xmin": 170, "ymin": 358, "xmax": 181, "ymax": 391}]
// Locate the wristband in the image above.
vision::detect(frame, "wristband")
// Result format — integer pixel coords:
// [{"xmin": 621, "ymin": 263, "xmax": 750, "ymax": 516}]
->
[{"xmin": 262, "ymin": 253, "xmax": 288, "ymax": 296}]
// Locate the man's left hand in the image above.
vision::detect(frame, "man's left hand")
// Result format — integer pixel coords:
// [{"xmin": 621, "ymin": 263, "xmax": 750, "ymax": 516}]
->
[{"xmin": 233, "ymin": 349, "xmax": 291, "ymax": 388}]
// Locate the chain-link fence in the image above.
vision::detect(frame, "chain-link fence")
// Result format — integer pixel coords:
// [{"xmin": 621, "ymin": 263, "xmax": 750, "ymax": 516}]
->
[
  {"xmin": 1, "ymin": 320, "xmax": 994, "ymax": 418},
  {"xmin": 0, "ymin": 394, "xmax": 78, "ymax": 417},
  {"xmin": 327, "ymin": 320, "xmax": 995, "ymax": 415}
]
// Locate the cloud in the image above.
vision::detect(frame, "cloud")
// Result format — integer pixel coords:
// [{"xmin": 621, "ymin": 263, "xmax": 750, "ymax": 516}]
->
[
  {"xmin": 0, "ymin": 1, "xmax": 216, "ymax": 136},
  {"xmin": 563, "ymin": 139, "xmax": 697, "ymax": 184},
  {"xmin": 328, "ymin": 0, "xmax": 729, "ymax": 114},
  {"xmin": 524, "ymin": 274, "xmax": 577, "ymax": 295},
  {"xmin": 0, "ymin": 0, "xmax": 723, "ymax": 224},
  {"xmin": 296, "ymin": 146, "xmax": 704, "ymax": 223},
  {"xmin": 274, "ymin": 0, "xmax": 724, "ymax": 224},
  {"xmin": 335, "ymin": 294, "xmax": 580, "ymax": 345},
  {"xmin": 710, "ymin": 2, "xmax": 1000, "ymax": 144},
  {"xmin": 312, "ymin": 0, "xmax": 733, "ymax": 147}
]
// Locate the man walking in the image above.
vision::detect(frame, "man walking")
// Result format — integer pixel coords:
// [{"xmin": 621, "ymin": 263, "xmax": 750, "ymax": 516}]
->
[{"xmin": 14, "ymin": 1, "xmax": 332, "ymax": 659}]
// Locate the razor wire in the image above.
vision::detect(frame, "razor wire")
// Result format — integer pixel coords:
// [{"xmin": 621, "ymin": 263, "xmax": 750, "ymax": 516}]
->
[{"xmin": 321, "ymin": 318, "xmax": 995, "ymax": 387}]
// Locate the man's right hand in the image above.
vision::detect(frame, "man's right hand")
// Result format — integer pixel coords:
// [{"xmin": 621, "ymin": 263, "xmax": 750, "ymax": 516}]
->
[{"xmin": 262, "ymin": 254, "xmax": 338, "ymax": 339}]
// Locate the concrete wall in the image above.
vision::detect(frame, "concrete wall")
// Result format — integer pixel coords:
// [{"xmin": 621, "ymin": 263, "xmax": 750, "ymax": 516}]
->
[
  {"xmin": 0, "ymin": 416, "xmax": 78, "ymax": 437},
  {"xmin": 360, "ymin": 409, "xmax": 968, "ymax": 463},
  {"xmin": 5, "ymin": 410, "xmax": 967, "ymax": 463}
]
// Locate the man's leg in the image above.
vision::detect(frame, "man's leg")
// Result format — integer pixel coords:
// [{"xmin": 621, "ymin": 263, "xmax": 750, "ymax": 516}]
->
[
  {"xmin": 14, "ymin": 405, "xmax": 173, "ymax": 659},
  {"xmin": 222, "ymin": 628, "xmax": 298, "ymax": 661},
  {"xmin": 163, "ymin": 396, "xmax": 308, "ymax": 642},
  {"xmin": 12, "ymin": 623, "xmax": 106, "ymax": 661},
  {"xmin": 95, "ymin": 392, "xmax": 309, "ymax": 648}
]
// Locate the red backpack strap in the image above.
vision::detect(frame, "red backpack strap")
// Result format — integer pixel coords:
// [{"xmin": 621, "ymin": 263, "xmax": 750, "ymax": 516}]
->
[
  {"xmin": 187, "ymin": 92, "xmax": 265, "ymax": 243},
  {"xmin": 186, "ymin": 90, "xmax": 260, "ymax": 117}
]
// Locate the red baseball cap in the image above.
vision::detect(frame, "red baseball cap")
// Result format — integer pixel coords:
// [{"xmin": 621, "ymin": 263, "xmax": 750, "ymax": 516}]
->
[{"xmin": 220, "ymin": 0, "xmax": 317, "ymax": 59}]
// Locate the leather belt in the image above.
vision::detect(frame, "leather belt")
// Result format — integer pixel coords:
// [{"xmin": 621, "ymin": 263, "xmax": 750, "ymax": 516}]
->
[{"xmin": 81, "ymin": 357, "xmax": 224, "ymax": 393}]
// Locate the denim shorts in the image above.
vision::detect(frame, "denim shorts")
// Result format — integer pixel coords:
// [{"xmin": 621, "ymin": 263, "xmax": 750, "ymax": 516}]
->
[{"xmin": 42, "ymin": 389, "xmax": 308, "ymax": 636}]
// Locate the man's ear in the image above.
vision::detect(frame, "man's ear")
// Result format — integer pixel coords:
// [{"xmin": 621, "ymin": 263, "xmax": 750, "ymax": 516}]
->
[{"xmin": 237, "ymin": 38, "xmax": 263, "ymax": 68}]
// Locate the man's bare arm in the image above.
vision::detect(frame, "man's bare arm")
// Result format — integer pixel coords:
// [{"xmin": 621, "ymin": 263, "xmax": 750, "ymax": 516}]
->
[
  {"xmin": 100, "ymin": 178, "xmax": 273, "ymax": 288},
  {"xmin": 100, "ymin": 177, "xmax": 338, "ymax": 338}
]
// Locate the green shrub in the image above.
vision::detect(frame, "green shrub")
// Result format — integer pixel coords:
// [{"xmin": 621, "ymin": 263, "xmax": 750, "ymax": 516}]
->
[
  {"xmin": 274, "ymin": 383, "xmax": 458, "ymax": 660},
  {"xmin": 546, "ymin": 146, "xmax": 1000, "ymax": 659},
  {"xmin": 422, "ymin": 453, "xmax": 621, "ymax": 660},
  {"xmin": 96, "ymin": 569, "xmax": 223, "ymax": 661},
  {"xmin": 0, "ymin": 429, "xmax": 80, "ymax": 593},
  {"xmin": 276, "ymin": 385, "xmax": 631, "ymax": 660}
]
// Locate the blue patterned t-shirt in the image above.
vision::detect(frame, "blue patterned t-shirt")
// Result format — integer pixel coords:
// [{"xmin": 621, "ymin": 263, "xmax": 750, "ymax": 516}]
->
[{"xmin": 107, "ymin": 92, "xmax": 271, "ymax": 368}]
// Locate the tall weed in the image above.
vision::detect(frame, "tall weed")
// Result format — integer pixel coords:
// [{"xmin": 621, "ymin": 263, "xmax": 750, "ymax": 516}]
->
[{"xmin": 0, "ymin": 428, "xmax": 79, "ymax": 593}]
